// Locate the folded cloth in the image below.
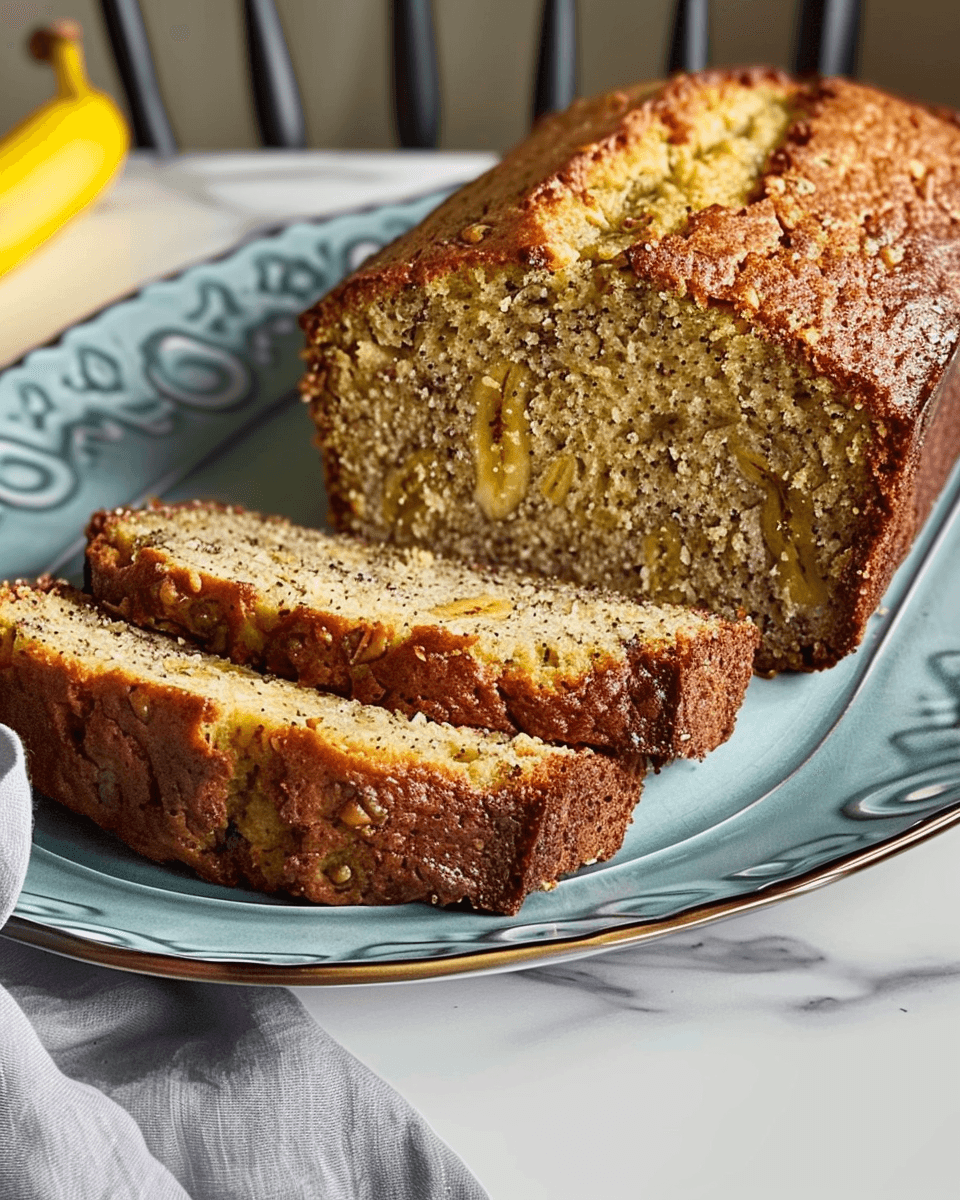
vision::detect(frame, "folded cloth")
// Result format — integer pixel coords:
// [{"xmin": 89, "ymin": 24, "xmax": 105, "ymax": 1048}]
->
[{"xmin": 0, "ymin": 725, "xmax": 489, "ymax": 1200}]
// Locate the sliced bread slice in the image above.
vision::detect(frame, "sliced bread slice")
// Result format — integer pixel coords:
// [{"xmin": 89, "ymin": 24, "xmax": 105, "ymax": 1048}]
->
[
  {"xmin": 86, "ymin": 502, "xmax": 758, "ymax": 758},
  {"xmin": 0, "ymin": 580, "xmax": 642, "ymax": 914}
]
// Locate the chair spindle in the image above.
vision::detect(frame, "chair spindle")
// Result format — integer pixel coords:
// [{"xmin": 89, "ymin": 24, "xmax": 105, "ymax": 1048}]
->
[
  {"xmin": 532, "ymin": 0, "xmax": 577, "ymax": 123},
  {"xmin": 794, "ymin": 0, "xmax": 862, "ymax": 76},
  {"xmin": 667, "ymin": 0, "xmax": 709, "ymax": 74},
  {"xmin": 99, "ymin": 0, "xmax": 177, "ymax": 154},
  {"xmin": 392, "ymin": 0, "xmax": 441, "ymax": 149},
  {"xmin": 244, "ymin": 0, "xmax": 307, "ymax": 148}
]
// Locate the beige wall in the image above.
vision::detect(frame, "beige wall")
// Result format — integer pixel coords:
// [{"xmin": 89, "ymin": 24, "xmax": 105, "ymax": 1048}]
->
[{"xmin": 2, "ymin": 1, "xmax": 959, "ymax": 152}]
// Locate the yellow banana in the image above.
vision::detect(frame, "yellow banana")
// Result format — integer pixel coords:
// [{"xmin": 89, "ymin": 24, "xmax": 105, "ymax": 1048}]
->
[{"xmin": 0, "ymin": 19, "xmax": 129, "ymax": 278}]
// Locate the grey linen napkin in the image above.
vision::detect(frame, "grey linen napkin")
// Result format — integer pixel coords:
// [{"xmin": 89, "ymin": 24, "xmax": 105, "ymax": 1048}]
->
[{"xmin": 0, "ymin": 724, "xmax": 489, "ymax": 1200}]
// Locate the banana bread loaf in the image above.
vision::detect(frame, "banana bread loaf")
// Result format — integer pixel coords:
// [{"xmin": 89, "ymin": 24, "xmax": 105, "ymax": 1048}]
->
[
  {"xmin": 0, "ymin": 579, "xmax": 642, "ymax": 914},
  {"xmin": 300, "ymin": 68, "xmax": 960, "ymax": 673},
  {"xmin": 86, "ymin": 501, "xmax": 759, "ymax": 758}
]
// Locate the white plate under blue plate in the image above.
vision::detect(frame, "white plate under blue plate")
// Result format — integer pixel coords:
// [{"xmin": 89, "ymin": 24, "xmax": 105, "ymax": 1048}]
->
[{"xmin": 4, "ymin": 193, "xmax": 960, "ymax": 983}]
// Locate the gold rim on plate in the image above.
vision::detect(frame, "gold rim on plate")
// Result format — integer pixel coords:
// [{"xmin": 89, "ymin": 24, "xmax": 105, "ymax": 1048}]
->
[{"xmin": 5, "ymin": 800, "xmax": 960, "ymax": 987}]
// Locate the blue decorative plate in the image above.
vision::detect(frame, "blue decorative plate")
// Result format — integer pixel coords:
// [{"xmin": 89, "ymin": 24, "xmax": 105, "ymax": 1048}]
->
[{"xmin": 4, "ymin": 193, "xmax": 960, "ymax": 984}]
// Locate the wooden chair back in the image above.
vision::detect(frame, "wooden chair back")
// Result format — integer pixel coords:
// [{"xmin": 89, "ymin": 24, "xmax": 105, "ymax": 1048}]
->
[{"xmin": 99, "ymin": 0, "xmax": 863, "ymax": 154}]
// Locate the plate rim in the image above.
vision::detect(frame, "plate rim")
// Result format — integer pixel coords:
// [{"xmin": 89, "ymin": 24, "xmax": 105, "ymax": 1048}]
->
[
  {"xmin": 6, "ymin": 800, "xmax": 960, "ymax": 985},
  {"xmin": 5, "ymin": 192, "xmax": 960, "ymax": 986}
]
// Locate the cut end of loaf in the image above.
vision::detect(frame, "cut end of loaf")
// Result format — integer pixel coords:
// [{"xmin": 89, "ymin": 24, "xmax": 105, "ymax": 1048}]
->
[
  {"xmin": 301, "ymin": 69, "xmax": 960, "ymax": 673},
  {"xmin": 305, "ymin": 264, "xmax": 877, "ymax": 672}
]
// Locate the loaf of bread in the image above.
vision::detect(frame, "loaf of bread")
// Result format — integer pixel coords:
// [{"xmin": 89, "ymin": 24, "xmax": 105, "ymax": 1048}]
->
[
  {"xmin": 86, "ymin": 502, "xmax": 758, "ymax": 759},
  {"xmin": 300, "ymin": 68, "xmax": 960, "ymax": 673},
  {"xmin": 0, "ymin": 580, "xmax": 642, "ymax": 914}
]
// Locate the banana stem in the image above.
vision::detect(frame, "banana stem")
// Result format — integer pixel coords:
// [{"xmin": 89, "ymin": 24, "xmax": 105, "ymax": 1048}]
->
[{"xmin": 29, "ymin": 19, "xmax": 91, "ymax": 99}]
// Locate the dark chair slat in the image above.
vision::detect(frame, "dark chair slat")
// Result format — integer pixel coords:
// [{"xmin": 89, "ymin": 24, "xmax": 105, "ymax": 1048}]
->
[
  {"xmin": 532, "ymin": 0, "xmax": 577, "ymax": 123},
  {"xmin": 667, "ymin": 0, "xmax": 709, "ymax": 74},
  {"xmin": 392, "ymin": 0, "xmax": 440, "ymax": 149},
  {"xmin": 99, "ymin": 0, "xmax": 177, "ymax": 154},
  {"xmin": 794, "ymin": 0, "xmax": 862, "ymax": 76},
  {"xmin": 244, "ymin": 0, "xmax": 307, "ymax": 148}
]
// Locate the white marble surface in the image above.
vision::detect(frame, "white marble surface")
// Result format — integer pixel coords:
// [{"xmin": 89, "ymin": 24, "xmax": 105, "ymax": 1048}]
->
[
  {"xmin": 296, "ymin": 822, "xmax": 960, "ymax": 1199},
  {"xmin": 6, "ymin": 151, "xmax": 960, "ymax": 1200},
  {"xmin": 0, "ymin": 149, "xmax": 496, "ymax": 370}
]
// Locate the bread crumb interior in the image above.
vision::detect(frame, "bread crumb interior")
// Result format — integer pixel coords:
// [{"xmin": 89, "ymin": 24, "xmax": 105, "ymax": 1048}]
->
[
  {"xmin": 107, "ymin": 506, "xmax": 726, "ymax": 685},
  {"xmin": 0, "ymin": 585, "xmax": 573, "ymax": 790},
  {"xmin": 313, "ymin": 265, "xmax": 875, "ymax": 672}
]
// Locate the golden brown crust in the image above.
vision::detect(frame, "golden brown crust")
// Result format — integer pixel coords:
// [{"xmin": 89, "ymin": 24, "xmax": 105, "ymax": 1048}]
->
[
  {"xmin": 86, "ymin": 502, "xmax": 759, "ymax": 757},
  {"xmin": 0, "ymin": 580, "xmax": 642, "ymax": 915},
  {"xmin": 304, "ymin": 70, "xmax": 960, "ymax": 424},
  {"xmin": 626, "ymin": 80, "xmax": 960, "ymax": 420},
  {"xmin": 496, "ymin": 624, "xmax": 759, "ymax": 758},
  {"xmin": 912, "ymin": 350, "xmax": 960, "ymax": 527},
  {"xmin": 300, "ymin": 69, "xmax": 790, "ymax": 298}
]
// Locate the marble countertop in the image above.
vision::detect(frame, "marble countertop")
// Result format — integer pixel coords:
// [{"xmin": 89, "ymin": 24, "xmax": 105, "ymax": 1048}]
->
[
  {"xmin": 0, "ymin": 149, "xmax": 497, "ymax": 370},
  {"xmin": 5, "ymin": 151, "xmax": 960, "ymax": 1200},
  {"xmin": 297, "ymin": 828, "xmax": 960, "ymax": 1200}
]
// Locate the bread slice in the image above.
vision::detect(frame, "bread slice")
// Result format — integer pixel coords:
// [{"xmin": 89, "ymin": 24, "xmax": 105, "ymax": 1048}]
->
[
  {"xmin": 0, "ymin": 580, "xmax": 642, "ymax": 914},
  {"xmin": 299, "ymin": 69, "xmax": 960, "ymax": 673},
  {"xmin": 86, "ymin": 502, "xmax": 759, "ymax": 759}
]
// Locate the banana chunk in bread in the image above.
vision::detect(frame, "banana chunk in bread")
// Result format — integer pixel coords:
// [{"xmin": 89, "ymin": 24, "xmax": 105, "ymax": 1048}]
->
[
  {"xmin": 86, "ymin": 502, "xmax": 759, "ymax": 758},
  {"xmin": 0, "ymin": 580, "xmax": 642, "ymax": 914},
  {"xmin": 300, "ymin": 68, "xmax": 960, "ymax": 673}
]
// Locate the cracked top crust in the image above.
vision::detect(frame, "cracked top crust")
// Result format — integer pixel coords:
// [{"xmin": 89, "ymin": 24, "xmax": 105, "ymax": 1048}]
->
[{"xmin": 303, "ymin": 68, "xmax": 960, "ymax": 421}]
